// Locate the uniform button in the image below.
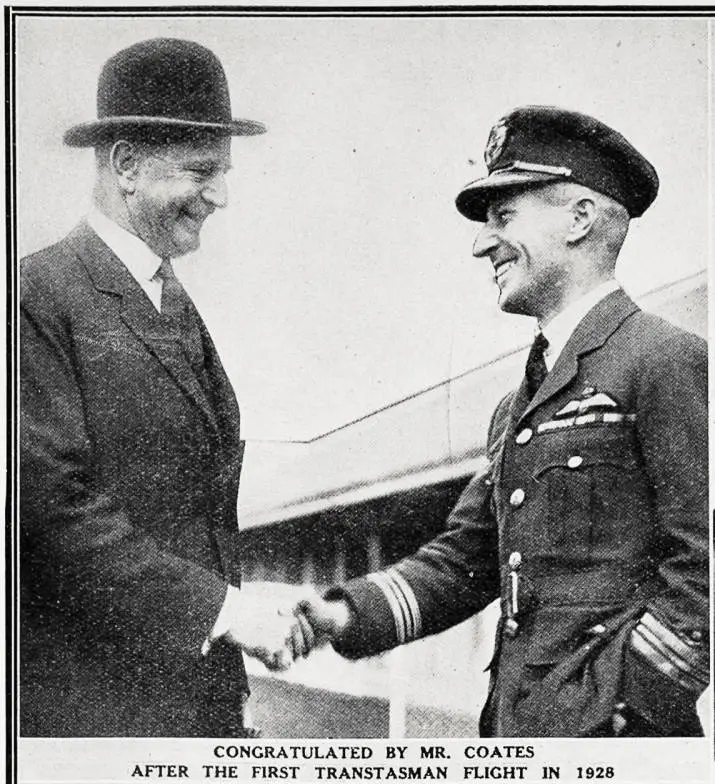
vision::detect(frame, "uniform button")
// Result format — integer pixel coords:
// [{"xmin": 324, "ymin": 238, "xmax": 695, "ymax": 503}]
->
[
  {"xmin": 508, "ymin": 551, "xmax": 522, "ymax": 570},
  {"xmin": 567, "ymin": 455, "xmax": 583, "ymax": 469},
  {"xmin": 588, "ymin": 623, "xmax": 606, "ymax": 635},
  {"xmin": 510, "ymin": 488, "xmax": 525, "ymax": 508},
  {"xmin": 515, "ymin": 428, "xmax": 533, "ymax": 445},
  {"xmin": 581, "ymin": 386, "xmax": 596, "ymax": 398},
  {"xmin": 689, "ymin": 630, "xmax": 704, "ymax": 643}
]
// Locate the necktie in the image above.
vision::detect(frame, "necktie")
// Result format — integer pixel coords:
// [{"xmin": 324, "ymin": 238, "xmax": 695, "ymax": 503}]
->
[
  {"xmin": 525, "ymin": 332, "xmax": 549, "ymax": 400},
  {"xmin": 155, "ymin": 259, "xmax": 204, "ymax": 366}
]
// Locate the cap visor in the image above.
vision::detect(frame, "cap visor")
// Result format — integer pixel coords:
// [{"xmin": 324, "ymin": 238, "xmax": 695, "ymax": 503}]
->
[
  {"xmin": 63, "ymin": 116, "xmax": 267, "ymax": 147},
  {"xmin": 455, "ymin": 170, "xmax": 563, "ymax": 221}
]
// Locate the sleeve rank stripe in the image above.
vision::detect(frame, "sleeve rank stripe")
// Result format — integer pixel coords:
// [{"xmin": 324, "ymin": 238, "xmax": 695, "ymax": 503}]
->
[
  {"xmin": 381, "ymin": 569, "xmax": 416, "ymax": 642},
  {"xmin": 634, "ymin": 624, "xmax": 698, "ymax": 675},
  {"xmin": 638, "ymin": 612, "xmax": 709, "ymax": 677},
  {"xmin": 630, "ymin": 631, "xmax": 707, "ymax": 691},
  {"xmin": 367, "ymin": 572, "xmax": 407, "ymax": 645},
  {"xmin": 388, "ymin": 567, "xmax": 422, "ymax": 641}
]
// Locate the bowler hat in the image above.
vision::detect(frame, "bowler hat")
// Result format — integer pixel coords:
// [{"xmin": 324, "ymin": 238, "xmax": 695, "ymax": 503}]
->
[
  {"xmin": 456, "ymin": 106, "xmax": 658, "ymax": 221},
  {"xmin": 64, "ymin": 38, "xmax": 265, "ymax": 147}
]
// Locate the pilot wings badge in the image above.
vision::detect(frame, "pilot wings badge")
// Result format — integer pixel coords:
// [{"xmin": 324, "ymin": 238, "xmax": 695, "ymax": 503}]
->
[
  {"xmin": 554, "ymin": 392, "xmax": 620, "ymax": 418},
  {"xmin": 484, "ymin": 119, "xmax": 508, "ymax": 168}
]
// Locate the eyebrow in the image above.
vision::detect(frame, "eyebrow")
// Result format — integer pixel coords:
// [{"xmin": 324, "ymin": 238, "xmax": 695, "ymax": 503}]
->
[
  {"xmin": 487, "ymin": 202, "xmax": 514, "ymax": 219},
  {"xmin": 184, "ymin": 159, "xmax": 233, "ymax": 173}
]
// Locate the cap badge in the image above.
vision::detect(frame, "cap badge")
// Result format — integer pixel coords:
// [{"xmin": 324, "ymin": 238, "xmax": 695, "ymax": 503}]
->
[{"xmin": 484, "ymin": 119, "xmax": 508, "ymax": 168}]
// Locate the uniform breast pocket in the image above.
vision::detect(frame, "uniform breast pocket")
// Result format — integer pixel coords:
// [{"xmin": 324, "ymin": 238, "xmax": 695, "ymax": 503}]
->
[{"xmin": 531, "ymin": 427, "xmax": 647, "ymax": 559}]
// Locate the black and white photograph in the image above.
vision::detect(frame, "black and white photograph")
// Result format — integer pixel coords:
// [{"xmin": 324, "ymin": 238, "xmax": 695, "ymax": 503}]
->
[{"xmin": 6, "ymin": 5, "xmax": 713, "ymax": 783}]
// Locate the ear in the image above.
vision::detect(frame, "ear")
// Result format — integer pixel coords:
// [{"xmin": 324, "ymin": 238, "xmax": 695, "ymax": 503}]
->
[
  {"xmin": 566, "ymin": 196, "xmax": 597, "ymax": 243},
  {"xmin": 109, "ymin": 140, "xmax": 143, "ymax": 194}
]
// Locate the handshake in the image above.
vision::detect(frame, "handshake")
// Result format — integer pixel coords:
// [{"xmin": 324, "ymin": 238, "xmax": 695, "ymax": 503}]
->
[{"xmin": 217, "ymin": 583, "xmax": 353, "ymax": 672}]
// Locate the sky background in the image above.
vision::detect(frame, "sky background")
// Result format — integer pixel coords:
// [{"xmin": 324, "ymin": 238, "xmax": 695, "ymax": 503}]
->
[{"xmin": 15, "ymin": 13, "xmax": 710, "ymax": 440}]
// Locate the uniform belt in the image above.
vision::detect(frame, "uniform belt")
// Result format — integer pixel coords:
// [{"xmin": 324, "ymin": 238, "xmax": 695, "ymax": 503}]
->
[{"xmin": 515, "ymin": 568, "xmax": 658, "ymax": 608}]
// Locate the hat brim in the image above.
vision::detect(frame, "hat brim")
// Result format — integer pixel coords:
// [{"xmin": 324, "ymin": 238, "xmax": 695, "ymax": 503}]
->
[
  {"xmin": 455, "ymin": 170, "xmax": 565, "ymax": 222},
  {"xmin": 63, "ymin": 115, "xmax": 266, "ymax": 147}
]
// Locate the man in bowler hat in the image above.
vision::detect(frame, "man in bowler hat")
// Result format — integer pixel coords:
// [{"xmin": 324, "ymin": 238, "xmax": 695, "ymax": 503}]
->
[
  {"xmin": 20, "ymin": 38, "xmax": 313, "ymax": 736},
  {"xmin": 298, "ymin": 106, "xmax": 710, "ymax": 737}
]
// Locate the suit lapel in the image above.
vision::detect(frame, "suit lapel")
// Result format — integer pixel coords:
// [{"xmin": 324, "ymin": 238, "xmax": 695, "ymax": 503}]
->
[
  {"xmin": 121, "ymin": 290, "xmax": 220, "ymax": 436},
  {"xmin": 68, "ymin": 222, "xmax": 219, "ymax": 436},
  {"xmin": 194, "ymin": 314, "xmax": 241, "ymax": 450},
  {"xmin": 517, "ymin": 289, "xmax": 639, "ymax": 425},
  {"xmin": 491, "ymin": 383, "xmax": 527, "ymax": 484}
]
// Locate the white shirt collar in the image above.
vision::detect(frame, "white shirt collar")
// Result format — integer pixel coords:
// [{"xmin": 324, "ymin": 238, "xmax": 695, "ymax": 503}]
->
[
  {"xmin": 540, "ymin": 279, "xmax": 621, "ymax": 370},
  {"xmin": 87, "ymin": 207, "xmax": 163, "ymax": 282}
]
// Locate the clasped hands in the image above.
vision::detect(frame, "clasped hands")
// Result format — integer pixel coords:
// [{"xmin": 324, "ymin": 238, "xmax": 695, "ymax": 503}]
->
[{"xmin": 219, "ymin": 583, "xmax": 351, "ymax": 672}]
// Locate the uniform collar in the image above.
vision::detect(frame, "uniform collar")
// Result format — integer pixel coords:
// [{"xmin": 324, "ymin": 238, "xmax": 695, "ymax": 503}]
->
[
  {"xmin": 539, "ymin": 279, "xmax": 621, "ymax": 370},
  {"xmin": 87, "ymin": 207, "xmax": 163, "ymax": 283}
]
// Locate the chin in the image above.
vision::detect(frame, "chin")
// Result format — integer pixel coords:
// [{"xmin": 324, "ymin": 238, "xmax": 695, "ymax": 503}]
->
[
  {"xmin": 496, "ymin": 287, "xmax": 516, "ymax": 312},
  {"xmin": 172, "ymin": 235, "xmax": 201, "ymax": 258},
  {"xmin": 498, "ymin": 291, "xmax": 531, "ymax": 316}
]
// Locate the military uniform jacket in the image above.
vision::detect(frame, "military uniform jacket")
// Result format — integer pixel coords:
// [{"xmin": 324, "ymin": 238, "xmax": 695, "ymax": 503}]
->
[
  {"xmin": 330, "ymin": 289, "xmax": 709, "ymax": 737},
  {"xmin": 20, "ymin": 222, "xmax": 247, "ymax": 736}
]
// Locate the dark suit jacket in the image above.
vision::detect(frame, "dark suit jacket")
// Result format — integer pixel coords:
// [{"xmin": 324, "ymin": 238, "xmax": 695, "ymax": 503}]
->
[
  {"xmin": 20, "ymin": 222, "xmax": 247, "ymax": 736},
  {"xmin": 330, "ymin": 289, "xmax": 709, "ymax": 737}
]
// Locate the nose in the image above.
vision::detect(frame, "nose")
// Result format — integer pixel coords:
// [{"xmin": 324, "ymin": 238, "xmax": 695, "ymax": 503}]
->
[
  {"xmin": 472, "ymin": 224, "xmax": 499, "ymax": 259},
  {"xmin": 202, "ymin": 172, "xmax": 228, "ymax": 209}
]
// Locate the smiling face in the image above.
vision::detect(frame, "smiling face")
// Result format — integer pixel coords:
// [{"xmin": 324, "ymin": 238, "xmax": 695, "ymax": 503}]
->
[
  {"xmin": 472, "ymin": 186, "xmax": 575, "ymax": 320},
  {"xmin": 126, "ymin": 135, "xmax": 232, "ymax": 259}
]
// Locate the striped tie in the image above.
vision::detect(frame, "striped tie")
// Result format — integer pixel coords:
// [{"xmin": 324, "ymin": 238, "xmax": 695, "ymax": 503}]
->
[{"xmin": 156, "ymin": 259, "xmax": 204, "ymax": 366}]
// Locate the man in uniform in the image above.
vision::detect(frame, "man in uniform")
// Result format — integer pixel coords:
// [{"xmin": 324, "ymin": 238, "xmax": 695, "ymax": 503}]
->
[
  {"xmin": 298, "ymin": 106, "xmax": 709, "ymax": 737},
  {"xmin": 20, "ymin": 38, "xmax": 311, "ymax": 737}
]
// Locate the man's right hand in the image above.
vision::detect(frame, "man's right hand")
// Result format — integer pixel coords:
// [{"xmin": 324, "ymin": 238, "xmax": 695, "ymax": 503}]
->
[
  {"xmin": 224, "ymin": 608, "xmax": 310, "ymax": 672},
  {"xmin": 214, "ymin": 584, "xmax": 315, "ymax": 671}
]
